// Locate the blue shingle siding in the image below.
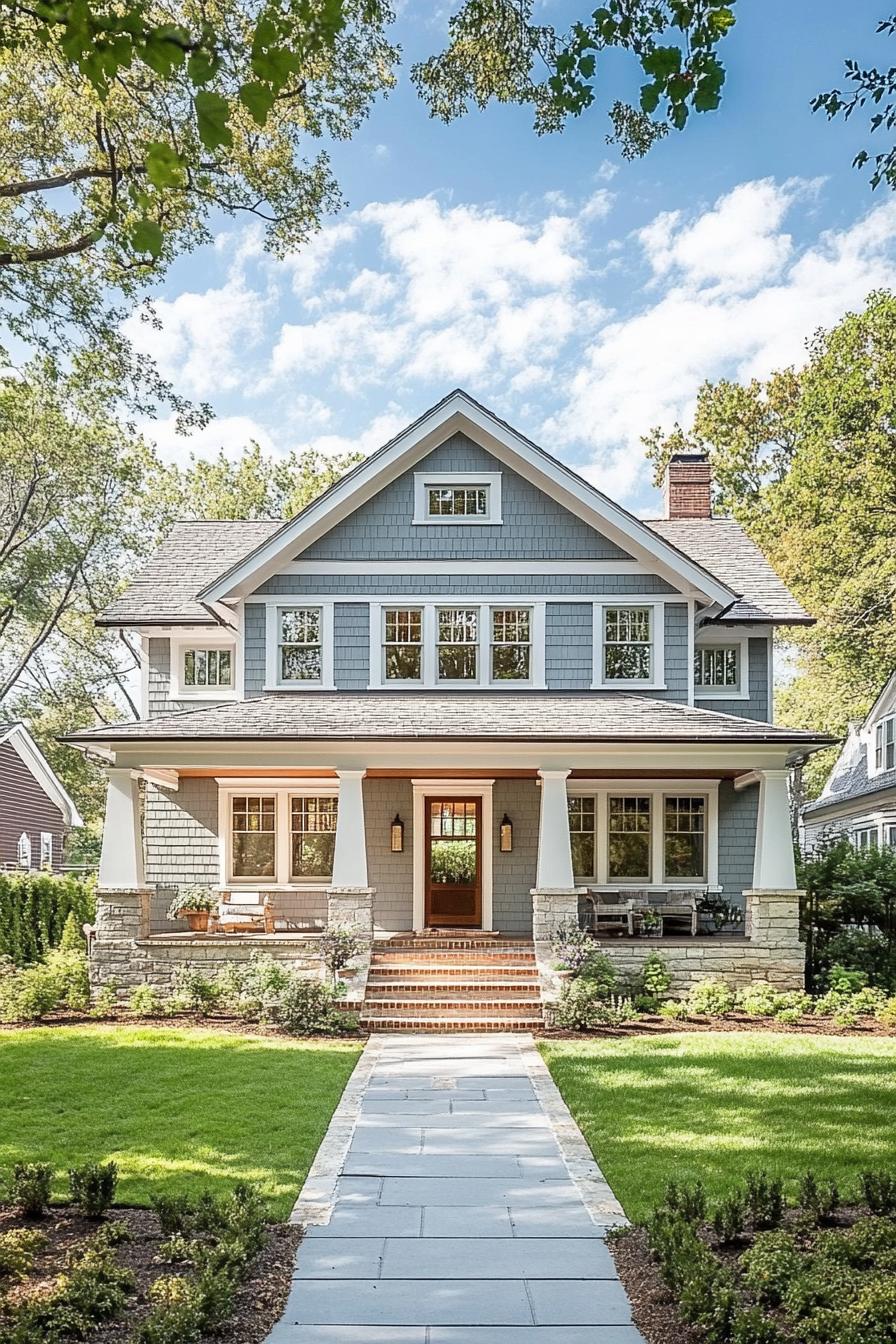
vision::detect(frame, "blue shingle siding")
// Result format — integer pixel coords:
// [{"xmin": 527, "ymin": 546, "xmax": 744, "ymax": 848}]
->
[
  {"xmin": 650, "ymin": 603, "xmax": 688, "ymax": 704},
  {"xmin": 244, "ymin": 604, "xmax": 266, "ymax": 695},
  {"xmin": 695, "ymin": 638, "xmax": 769, "ymax": 721},
  {"xmin": 147, "ymin": 639, "xmax": 223, "ymax": 717},
  {"xmin": 334, "ymin": 604, "xmax": 370, "ymax": 690},
  {"xmin": 144, "ymin": 778, "xmax": 219, "ymax": 931},
  {"xmin": 492, "ymin": 779, "xmax": 537, "ymax": 934},
  {"xmin": 254, "ymin": 573, "xmax": 678, "ymax": 597},
  {"xmin": 546, "ymin": 603, "xmax": 592, "ymax": 689},
  {"xmin": 298, "ymin": 433, "xmax": 635, "ymax": 561},
  {"xmin": 717, "ymin": 779, "xmax": 757, "ymax": 914},
  {"xmin": 365, "ymin": 778, "xmax": 414, "ymax": 930}
]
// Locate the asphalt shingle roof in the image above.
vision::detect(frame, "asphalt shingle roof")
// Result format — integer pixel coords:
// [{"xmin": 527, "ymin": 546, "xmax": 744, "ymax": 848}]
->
[
  {"xmin": 97, "ymin": 520, "xmax": 282, "ymax": 626},
  {"xmin": 65, "ymin": 691, "xmax": 831, "ymax": 746},
  {"xmin": 645, "ymin": 518, "xmax": 811, "ymax": 625},
  {"xmin": 803, "ymin": 729, "xmax": 896, "ymax": 815}
]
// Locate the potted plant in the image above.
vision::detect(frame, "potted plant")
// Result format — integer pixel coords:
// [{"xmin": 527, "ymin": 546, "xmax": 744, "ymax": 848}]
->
[
  {"xmin": 639, "ymin": 907, "xmax": 662, "ymax": 938},
  {"xmin": 167, "ymin": 886, "xmax": 216, "ymax": 933}
]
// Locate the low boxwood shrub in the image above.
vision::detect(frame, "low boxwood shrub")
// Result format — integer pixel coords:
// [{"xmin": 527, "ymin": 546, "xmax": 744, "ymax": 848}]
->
[
  {"xmin": 169, "ymin": 967, "xmax": 221, "ymax": 1014},
  {"xmin": 129, "ymin": 984, "xmax": 164, "ymax": 1016},
  {"xmin": 745, "ymin": 1170, "xmax": 785, "ymax": 1230},
  {"xmin": 860, "ymin": 1170, "xmax": 896, "ymax": 1216},
  {"xmin": 6, "ymin": 1223, "xmax": 133, "ymax": 1344},
  {"xmin": 800, "ymin": 1171, "xmax": 840, "ymax": 1224},
  {"xmin": 10, "ymin": 1162, "xmax": 53, "ymax": 1217},
  {"xmin": 713, "ymin": 1191, "xmax": 747, "ymax": 1244},
  {"xmin": 69, "ymin": 1161, "xmax": 118, "ymax": 1218}
]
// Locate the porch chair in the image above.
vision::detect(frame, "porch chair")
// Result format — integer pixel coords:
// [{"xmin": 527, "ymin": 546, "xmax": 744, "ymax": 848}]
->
[
  {"xmin": 654, "ymin": 891, "xmax": 699, "ymax": 937},
  {"xmin": 213, "ymin": 890, "xmax": 275, "ymax": 934},
  {"xmin": 586, "ymin": 890, "xmax": 638, "ymax": 937}
]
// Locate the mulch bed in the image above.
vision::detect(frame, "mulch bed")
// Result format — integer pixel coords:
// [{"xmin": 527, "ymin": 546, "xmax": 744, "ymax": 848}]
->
[
  {"xmin": 0, "ymin": 1010, "xmax": 367, "ymax": 1039},
  {"xmin": 538, "ymin": 1011, "xmax": 896, "ymax": 1040},
  {"xmin": 0, "ymin": 1204, "xmax": 302, "ymax": 1344},
  {"xmin": 609, "ymin": 1227, "xmax": 700, "ymax": 1344}
]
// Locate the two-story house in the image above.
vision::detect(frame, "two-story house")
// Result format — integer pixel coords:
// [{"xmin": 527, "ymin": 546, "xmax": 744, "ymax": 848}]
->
[
  {"xmin": 67, "ymin": 391, "xmax": 828, "ymax": 1024},
  {"xmin": 802, "ymin": 671, "xmax": 896, "ymax": 852}
]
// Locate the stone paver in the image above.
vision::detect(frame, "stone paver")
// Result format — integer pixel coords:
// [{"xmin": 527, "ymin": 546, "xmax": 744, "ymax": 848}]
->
[{"xmin": 272, "ymin": 1033, "xmax": 644, "ymax": 1344}]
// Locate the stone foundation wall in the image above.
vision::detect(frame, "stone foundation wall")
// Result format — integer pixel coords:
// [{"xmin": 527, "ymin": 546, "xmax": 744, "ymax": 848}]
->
[{"xmin": 90, "ymin": 889, "xmax": 324, "ymax": 997}]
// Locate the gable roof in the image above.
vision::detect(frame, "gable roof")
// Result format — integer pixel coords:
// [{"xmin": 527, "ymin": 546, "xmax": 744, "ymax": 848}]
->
[
  {"xmin": 97, "ymin": 520, "xmax": 282, "ymax": 627},
  {"xmin": 646, "ymin": 518, "xmax": 813, "ymax": 625},
  {"xmin": 803, "ymin": 670, "xmax": 896, "ymax": 818},
  {"xmin": 195, "ymin": 390, "xmax": 738, "ymax": 608},
  {"xmin": 0, "ymin": 722, "xmax": 84, "ymax": 826},
  {"xmin": 64, "ymin": 690, "xmax": 832, "ymax": 751}
]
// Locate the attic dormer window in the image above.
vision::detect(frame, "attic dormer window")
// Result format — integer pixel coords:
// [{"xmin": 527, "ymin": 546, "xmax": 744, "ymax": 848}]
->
[
  {"xmin": 413, "ymin": 472, "xmax": 502, "ymax": 525},
  {"xmin": 874, "ymin": 716, "xmax": 895, "ymax": 772}
]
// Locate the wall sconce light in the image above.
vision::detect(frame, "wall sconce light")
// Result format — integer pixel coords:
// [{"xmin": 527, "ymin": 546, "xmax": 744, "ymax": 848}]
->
[
  {"xmin": 390, "ymin": 814, "xmax": 404, "ymax": 853},
  {"xmin": 499, "ymin": 813, "xmax": 513, "ymax": 853}
]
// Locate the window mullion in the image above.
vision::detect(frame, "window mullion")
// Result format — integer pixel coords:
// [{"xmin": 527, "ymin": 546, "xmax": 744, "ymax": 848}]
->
[
  {"xmin": 276, "ymin": 793, "xmax": 289, "ymax": 886},
  {"xmin": 652, "ymin": 792, "xmax": 663, "ymax": 884}
]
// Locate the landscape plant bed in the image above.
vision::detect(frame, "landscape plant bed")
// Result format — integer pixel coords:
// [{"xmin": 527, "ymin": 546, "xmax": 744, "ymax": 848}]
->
[
  {"xmin": 609, "ymin": 1175, "xmax": 896, "ymax": 1344},
  {"xmin": 540, "ymin": 1011, "xmax": 896, "ymax": 1039},
  {"xmin": 0, "ymin": 1196, "xmax": 301, "ymax": 1344},
  {"xmin": 0, "ymin": 1008, "xmax": 366, "ymax": 1039}
]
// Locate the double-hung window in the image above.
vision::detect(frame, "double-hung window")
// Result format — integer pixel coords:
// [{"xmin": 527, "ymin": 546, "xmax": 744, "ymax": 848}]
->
[
  {"xmin": 231, "ymin": 795, "xmax": 276, "ymax": 878},
  {"xmin": 694, "ymin": 645, "xmax": 740, "ymax": 692},
  {"xmin": 290, "ymin": 797, "xmax": 338, "ymax": 879},
  {"xmin": 602, "ymin": 607, "xmax": 653, "ymax": 683},
  {"xmin": 491, "ymin": 608, "xmax": 531, "ymax": 681},
  {"xmin": 854, "ymin": 826, "xmax": 879, "ymax": 851},
  {"xmin": 279, "ymin": 607, "xmax": 322, "ymax": 683},
  {"xmin": 383, "ymin": 608, "xmax": 423, "ymax": 682},
  {"xmin": 568, "ymin": 797, "xmax": 596, "ymax": 878},
  {"xmin": 874, "ymin": 716, "xmax": 896, "ymax": 772},
  {"xmin": 438, "ymin": 607, "xmax": 479, "ymax": 681},
  {"xmin": 663, "ymin": 796, "xmax": 706, "ymax": 880},
  {"xmin": 608, "ymin": 796, "xmax": 651, "ymax": 879}
]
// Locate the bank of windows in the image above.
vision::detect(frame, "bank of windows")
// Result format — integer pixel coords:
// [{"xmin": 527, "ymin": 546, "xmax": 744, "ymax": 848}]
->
[
  {"xmin": 182, "ymin": 647, "xmax": 233, "ymax": 689},
  {"xmin": 427, "ymin": 486, "xmax": 489, "ymax": 519},
  {"xmin": 874, "ymin": 716, "xmax": 896, "ymax": 773},
  {"xmin": 229, "ymin": 793, "xmax": 338, "ymax": 883},
  {"xmin": 853, "ymin": 823, "xmax": 896, "ymax": 851},
  {"xmin": 414, "ymin": 473, "xmax": 502, "ymax": 525},
  {"xmin": 381, "ymin": 605, "xmax": 532, "ymax": 685},
  {"xmin": 569, "ymin": 793, "xmax": 708, "ymax": 883}
]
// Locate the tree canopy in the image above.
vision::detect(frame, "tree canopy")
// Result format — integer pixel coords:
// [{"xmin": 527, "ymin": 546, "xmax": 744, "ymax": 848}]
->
[{"xmin": 644, "ymin": 290, "xmax": 896, "ymax": 794}]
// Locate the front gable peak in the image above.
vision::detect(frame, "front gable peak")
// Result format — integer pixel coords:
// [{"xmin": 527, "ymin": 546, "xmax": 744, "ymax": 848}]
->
[{"xmin": 198, "ymin": 390, "xmax": 738, "ymax": 606}]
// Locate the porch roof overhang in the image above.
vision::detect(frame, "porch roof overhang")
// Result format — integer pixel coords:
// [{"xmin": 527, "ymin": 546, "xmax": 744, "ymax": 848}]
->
[{"xmin": 63, "ymin": 691, "xmax": 832, "ymax": 774}]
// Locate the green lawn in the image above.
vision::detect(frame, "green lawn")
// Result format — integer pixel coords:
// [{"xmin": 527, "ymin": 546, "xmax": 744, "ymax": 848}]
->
[
  {"xmin": 0, "ymin": 1026, "xmax": 362, "ymax": 1218},
  {"xmin": 540, "ymin": 1032, "xmax": 896, "ymax": 1221}
]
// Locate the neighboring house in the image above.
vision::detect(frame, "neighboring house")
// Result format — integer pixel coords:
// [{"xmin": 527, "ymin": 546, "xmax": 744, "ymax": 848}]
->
[
  {"xmin": 66, "ymin": 390, "xmax": 830, "ymax": 1013},
  {"xmin": 802, "ymin": 671, "xmax": 896, "ymax": 852},
  {"xmin": 0, "ymin": 722, "xmax": 83, "ymax": 872}
]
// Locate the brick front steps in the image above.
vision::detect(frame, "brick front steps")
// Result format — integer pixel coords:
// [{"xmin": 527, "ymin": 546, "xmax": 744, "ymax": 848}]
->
[{"xmin": 360, "ymin": 934, "xmax": 544, "ymax": 1032}]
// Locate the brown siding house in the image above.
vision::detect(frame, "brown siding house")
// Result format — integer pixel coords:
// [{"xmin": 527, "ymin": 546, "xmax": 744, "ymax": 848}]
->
[{"xmin": 0, "ymin": 724, "xmax": 83, "ymax": 872}]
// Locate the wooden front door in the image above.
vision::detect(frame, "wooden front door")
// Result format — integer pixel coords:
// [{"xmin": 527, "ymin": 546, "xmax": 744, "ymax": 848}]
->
[{"xmin": 425, "ymin": 797, "xmax": 482, "ymax": 928}]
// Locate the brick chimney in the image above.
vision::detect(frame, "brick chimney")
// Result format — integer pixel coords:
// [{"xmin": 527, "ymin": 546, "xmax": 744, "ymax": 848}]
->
[{"xmin": 664, "ymin": 451, "xmax": 712, "ymax": 520}]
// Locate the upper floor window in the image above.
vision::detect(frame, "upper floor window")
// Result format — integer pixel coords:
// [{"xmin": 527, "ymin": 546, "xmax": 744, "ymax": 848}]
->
[
  {"xmin": 383, "ymin": 608, "xmax": 423, "ymax": 682},
  {"xmin": 438, "ymin": 607, "xmax": 479, "ymax": 681},
  {"xmin": 854, "ymin": 825, "xmax": 879, "ymax": 851},
  {"xmin": 184, "ymin": 647, "xmax": 232, "ymax": 689},
  {"xmin": 280, "ymin": 607, "xmax": 322, "ymax": 682},
  {"xmin": 603, "ymin": 606, "xmax": 653, "ymax": 683},
  {"xmin": 491, "ymin": 608, "xmax": 531, "ymax": 681},
  {"xmin": 695, "ymin": 645, "xmax": 739, "ymax": 691},
  {"xmin": 40, "ymin": 832, "xmax": 53, "ymax": 869},
  {"xmin": 874, "ymin": 716, "xmax": 896, "ymax": 772},
  {"xmin": 17, "ymin": 832, "xmax": 31, "ymax": 869},
  {"xmin": 413, "ymin": 472, "xmax": 502, "ymax": 525}
]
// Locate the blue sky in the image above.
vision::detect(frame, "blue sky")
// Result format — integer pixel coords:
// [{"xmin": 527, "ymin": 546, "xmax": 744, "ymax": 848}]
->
[{"xmin": 128, "ymin": 0, "xmax": 896, "ymax": 515}]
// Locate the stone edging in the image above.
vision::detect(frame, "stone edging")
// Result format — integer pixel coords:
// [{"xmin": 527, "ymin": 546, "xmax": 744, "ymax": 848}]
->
[
  {"xmin": 288, "ymin": 1035, "xmax": 383, "ymax": 1226},
  {"xmin": 517, "ymin": 1034, "xmax": 629, "ymax": 1228}
]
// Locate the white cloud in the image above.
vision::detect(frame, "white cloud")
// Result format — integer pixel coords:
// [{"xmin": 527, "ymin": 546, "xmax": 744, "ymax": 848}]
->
[
  {"xmin": 143, "ymin": 413, "xmax": 280, "ymax": 464},
  {"xmin": 549, "ymin": 188, "xmax": 896, "ymax": 500}
]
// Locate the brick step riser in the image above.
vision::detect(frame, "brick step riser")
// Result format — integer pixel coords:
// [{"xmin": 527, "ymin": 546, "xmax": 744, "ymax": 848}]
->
[
  {"xmin": 366, "ymin": 988, "xmax": 540, "ymax": 1001},
  {"xmin": 380, "ymin": 940, "xmax": 535, "ymax": 951},
  {"xmin": 372, "ymin": 955, "xmax": 537, "ymax": 968},
  {"xmin": 367, "ymin": 965, "xmax": 538, "ymax": 979},
  {"xmin": 361, "ymin": 1018, "xmax": 545, "ymax": 1032}
]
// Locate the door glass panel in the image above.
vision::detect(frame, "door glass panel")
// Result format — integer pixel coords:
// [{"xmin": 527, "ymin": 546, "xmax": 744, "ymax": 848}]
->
[{"xmin": 429, "ymin": 801, "xmax": 477, "ymax": 885}]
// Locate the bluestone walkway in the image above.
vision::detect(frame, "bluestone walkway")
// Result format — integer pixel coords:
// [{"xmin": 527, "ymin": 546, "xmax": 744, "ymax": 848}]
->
[{"xmin": 268, "ymin": 1033, "xmax": 646, "ymax": 1344}]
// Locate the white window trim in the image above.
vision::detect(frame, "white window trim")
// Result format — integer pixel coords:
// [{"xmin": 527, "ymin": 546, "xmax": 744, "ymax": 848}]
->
[
  {"xmin": 40, "ymin": 832, "xmax": 53, "ymax": 869},
  {"xmin": 591, "ymin": 600, "xmax": 666, "ymax": 691},
  {"xmin": 869, "ymin": 713, "xmax": 896, "ymax": 777},
  {"xmin": 217, "ymin": 781, "xmax": 340, "ymax": 888},
  {"xmin": 566, "ymin": 779, "xmax": 719, "ymax": 888},
  {"xmin": 413, "ymin": 471, "xmax": 503, "ymax": 525},
  {"xmin": 368, "ymin": 600, "xmax": 546, "ymax": 689},
  {"xmin": 17, "ymin": 832, "xmax": 31, "ymax": 869},
  {"xmin": 264, "ymin": 602, "xmax": 335, "ymax": 691},
  {"xmin": 693, "ymin": 634, "xmax": 749, "ymax": 701},
  {"xmin": 411, "ymin": 778, "xmax": 494, "ymax": 932},
  {"xmin": 170, "ymin": 632, "xmax": 238, "ymax": 701},
  {"xmin": 853, "ymin": 824, "xmax": 880, "ymax": 850}
]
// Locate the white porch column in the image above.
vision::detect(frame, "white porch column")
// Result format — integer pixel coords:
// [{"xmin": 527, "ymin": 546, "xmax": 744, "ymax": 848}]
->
[
  {"xmin": 332, "ymin": 769, "xmax": 368, "ymax": 888},
  {"xmin": 98, "ymin": 768, "xmax": 145, "ymax": 890},
  {"xmin": 535, "ymin": 769, "xmax": 574, "ymax": 889},
  {"xmin": 752, "ymin": 768, "xmax": 797, "ymax": 889}
]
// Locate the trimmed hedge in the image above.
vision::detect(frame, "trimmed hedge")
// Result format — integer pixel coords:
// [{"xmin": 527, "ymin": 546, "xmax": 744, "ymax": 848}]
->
[{"xmin": 0, "ymin": 873, "xmax": 95, "ymax": 965}]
